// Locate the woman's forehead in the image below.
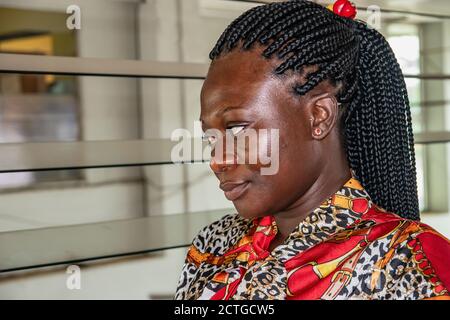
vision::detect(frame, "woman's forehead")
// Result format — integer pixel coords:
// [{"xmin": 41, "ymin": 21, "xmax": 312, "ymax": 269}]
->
[
  {"xmin": 201, "ymin": 45, "xmax": 315, "ymax": 97},
  {"xmin": 201, "ymin": 65, "xmax": 310, "ymax": 113},
  {"xmin": 200, "ymin": 80, "xmax": 274, "ymax": 125},
  {"xmin": 205, "ymin": 52, "xmax": 274, "ymax": 88}
]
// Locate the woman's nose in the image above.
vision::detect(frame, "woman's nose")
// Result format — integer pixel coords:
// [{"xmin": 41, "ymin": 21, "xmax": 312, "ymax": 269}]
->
[{"xmin": 209, "ymin": 150, "xmax": 238, "ymax": 173}]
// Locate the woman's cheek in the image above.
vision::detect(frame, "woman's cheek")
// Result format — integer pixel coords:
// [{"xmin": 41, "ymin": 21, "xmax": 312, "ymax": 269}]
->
[{"xmin": 235, "ymin": 128, "xmax": 281, "ymax": 176}]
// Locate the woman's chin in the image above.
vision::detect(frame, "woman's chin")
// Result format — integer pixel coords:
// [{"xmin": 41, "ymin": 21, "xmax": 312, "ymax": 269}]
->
[{"xmin": 233, "ymin": 201, "xmax": 266, "ymax": 220}]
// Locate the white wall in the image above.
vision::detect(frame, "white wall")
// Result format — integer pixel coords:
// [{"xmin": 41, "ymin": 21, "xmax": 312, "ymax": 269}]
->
[
  {"xmin": 0, "ymin": 248, "xmax": 187, "ymax": 299},
  {"xmin": 419, "ymin": 20, "xmax": 450, "ymax": 236},
  {"xmin": 1, "ymin": 0, "xmax": 449, "ymax": 300}
]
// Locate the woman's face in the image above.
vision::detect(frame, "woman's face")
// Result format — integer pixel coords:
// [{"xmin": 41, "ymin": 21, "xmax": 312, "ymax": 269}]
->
[{"xmin": 200, "ymin": 44, "xmax": 334, "ymax": 220}]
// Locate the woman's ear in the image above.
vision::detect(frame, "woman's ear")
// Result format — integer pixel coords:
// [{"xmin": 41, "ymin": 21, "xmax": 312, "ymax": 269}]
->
[{"xmin": 308, "ymin": 93, "xmax": 339, "ymax": 140}]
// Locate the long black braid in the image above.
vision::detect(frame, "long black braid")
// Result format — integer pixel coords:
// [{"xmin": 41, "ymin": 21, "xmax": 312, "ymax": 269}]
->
[{"xmin": 209, "ymin": 0, "xmax": 420, "ymax": 220}]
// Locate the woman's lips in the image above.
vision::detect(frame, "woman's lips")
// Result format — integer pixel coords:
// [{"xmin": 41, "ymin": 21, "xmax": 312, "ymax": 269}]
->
[{"xmin": 219, "ymin": 181, "xmax": 250, "ymax": 201}]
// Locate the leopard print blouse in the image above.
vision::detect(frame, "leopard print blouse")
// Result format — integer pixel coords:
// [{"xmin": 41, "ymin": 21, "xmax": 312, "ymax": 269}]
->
[{"xmin": 174, "ymin": 176, "xmax": 450, "ymax": 300}]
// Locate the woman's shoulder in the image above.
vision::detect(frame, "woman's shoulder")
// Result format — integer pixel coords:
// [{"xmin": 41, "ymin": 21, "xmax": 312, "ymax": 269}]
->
[
  {"xmin": 174, "ymin": 213, "xmax": 251, "ymax": 300},
  {"xmin": 366, "ymin": 203, "xmax": 450, "ymax": 253},
  {"xmin": 190, "ymin": 212, "xmax": 253, "ymax": 255},
  {"xmin": 407, "ymin": 220, "xmax": 450, "ymax": 296},
  {"xmin": 365, "ymin": 204, "xmax": 450, "ymax": 296}
]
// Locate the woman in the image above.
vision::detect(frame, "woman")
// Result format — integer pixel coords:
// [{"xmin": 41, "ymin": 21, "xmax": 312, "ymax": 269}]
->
[{"xmin": 174, "ymin": 0, "xmax": 450, "ymax": 300}]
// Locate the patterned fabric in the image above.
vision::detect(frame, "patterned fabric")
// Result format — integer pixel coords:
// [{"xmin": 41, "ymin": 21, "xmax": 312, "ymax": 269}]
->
[{"xmin": 174, "ymin": 175, "xmax": 450, "ymax": 300}]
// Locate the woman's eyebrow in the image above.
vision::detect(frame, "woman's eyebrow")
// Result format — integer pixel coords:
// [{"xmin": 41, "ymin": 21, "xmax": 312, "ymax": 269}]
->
[
  {"xmin": 216, "ymin": 105, "xmax": 246, "ymax": 116},
  {"xmin": 199, "ymin": 105, "xmax": 246, "ymax": 123},
  {"xmin": 198, "ymin": 106, "xmax": 246, "ymax": 124}
]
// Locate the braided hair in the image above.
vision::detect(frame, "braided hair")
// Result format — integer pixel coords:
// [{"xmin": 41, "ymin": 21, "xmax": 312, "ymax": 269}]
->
[{"xmin": 208, "ymin": 0, "xmax": 419, "ymax": 220}]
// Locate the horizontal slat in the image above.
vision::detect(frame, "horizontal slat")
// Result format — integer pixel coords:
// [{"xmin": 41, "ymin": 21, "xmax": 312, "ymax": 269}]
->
[
  {"xmin": 0, "ymin": 209, "xmax": 230, "ymax": 273},
  {"xmin": 0, "ymin": 53, "xmax": 208, "ymax": 79},
  {"xmin": 404, "ymin": 74, "xmax": 450, "ymax": 80},
  {"xmin": 414, "ymin": 131, "xmax": 450, "ymax": 144},
  {"xmin": 1, "ymin": 53, "xmax": 449, "ymax": 80},
  {"xmin": 0, "ymin": 133, "xmax": 448, "ymax": 173},
  {"xmin": 0, "ymin": 139, "xmax": 209, "ymax": 173}
]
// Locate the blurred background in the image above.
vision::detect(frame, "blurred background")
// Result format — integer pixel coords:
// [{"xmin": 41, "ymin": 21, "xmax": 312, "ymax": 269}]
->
[{"xmin": 0, "ymin": 0, "xmax": 449, "ymax": 299}]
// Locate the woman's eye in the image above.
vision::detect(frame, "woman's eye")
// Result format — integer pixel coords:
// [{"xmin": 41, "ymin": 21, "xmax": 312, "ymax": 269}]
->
[
  {"xmin": 202, "ymin": 133, "xmax": 217, "ymax": 146},
  {"xmin": 228, "ymin": 125, "xmax": 246, "ymax": 136},
  {"xmin": 202, "ymin": 125, "xmax": 246, "ymax": 147}
]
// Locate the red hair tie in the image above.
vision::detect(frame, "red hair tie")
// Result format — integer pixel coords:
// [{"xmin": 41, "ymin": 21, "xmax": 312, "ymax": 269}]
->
[{"xmin": 327, "ymin": 0, "xmax": 357, "ymax": 20}]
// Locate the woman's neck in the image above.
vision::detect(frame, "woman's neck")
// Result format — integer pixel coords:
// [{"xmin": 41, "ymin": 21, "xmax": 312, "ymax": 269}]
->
[{"xmin": 272, "ymin": 151, "xmax": 352, "ymax": 245}]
